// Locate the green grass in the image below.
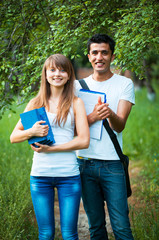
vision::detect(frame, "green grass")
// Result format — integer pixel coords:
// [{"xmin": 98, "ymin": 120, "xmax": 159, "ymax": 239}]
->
[
  {"xmin": 0, "ymin": 103, "xmax": 62, "ymax": 239},
  {"xmin": 123, "ymin": 85, "xmax": 159, "ymax": 161},
  {"xmin": 123, "ymin": 84, "xmax": 159, "ymax": 189},
  {"xmin": 0, "ymin": 84, "xmax": 159, "ymax": 239},
  {"xmin": 0, "ymin": 103, "xmax": 38, "ymax": 239},
  {"xmin": 123, "ymin": 83, "xmax": 159, "ymax": 240}
]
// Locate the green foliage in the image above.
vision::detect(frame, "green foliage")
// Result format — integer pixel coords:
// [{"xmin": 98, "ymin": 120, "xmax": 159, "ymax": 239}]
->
[
  {"xmin": 0, "ymin": 0, "xmax": 159, "ymax": 115},
  {"xmin": 114, "ymin": 1, "xmax": 159, "ymax": 76}
]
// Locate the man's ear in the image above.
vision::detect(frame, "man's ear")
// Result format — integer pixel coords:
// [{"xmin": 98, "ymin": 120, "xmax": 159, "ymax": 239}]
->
[
  {"xmin": 88, "ymin": 54, "xmax": 91, "ymax": 62},
  {"xmin": 111, "ymin": 54, "xmax": 115, "ymax": 62}
]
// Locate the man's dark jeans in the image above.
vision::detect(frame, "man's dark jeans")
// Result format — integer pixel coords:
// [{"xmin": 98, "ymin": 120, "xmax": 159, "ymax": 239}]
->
[{"xmin": 77, "ymin": 158, "xmax": 134, "ymax": 240}]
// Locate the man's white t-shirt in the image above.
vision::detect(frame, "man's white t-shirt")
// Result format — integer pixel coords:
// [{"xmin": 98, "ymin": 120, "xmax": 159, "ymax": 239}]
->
[{"xmin": 75, "ymin": 74, "xmax": 135, "ymax": 160}]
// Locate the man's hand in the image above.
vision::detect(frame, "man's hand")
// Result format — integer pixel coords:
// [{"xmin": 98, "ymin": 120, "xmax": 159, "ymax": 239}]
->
[
  {"xmin": 96, "ymin": 96, "xmax": 113, "ymax": 120},
  {"xmin": 88, "ymin": 97, "xmax": 112, "ymax": 124},
  {"xmin": 88, "ymin": 96, "xmax": 133, "ymax": 132}
]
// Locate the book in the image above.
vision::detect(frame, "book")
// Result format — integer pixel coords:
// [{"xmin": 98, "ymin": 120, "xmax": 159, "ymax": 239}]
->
[
  {"xmin": 20, "ymin": 107, "xmax": 55, "ymax": 146},
  {"xmin": 78, "ymin": 89, "xmax": 106, "ymax": 140}
]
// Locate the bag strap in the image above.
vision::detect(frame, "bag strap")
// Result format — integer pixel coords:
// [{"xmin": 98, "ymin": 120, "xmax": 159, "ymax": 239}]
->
[
  {"xmin": 103, "ymin": 120, "xmax": 125, "ymax": 162},
  {"xmin": 78, "ymin": 79, "xmax": 125, "ymax": 163},
  {"xmin": 79, "ymin": 79, "xmax": 90, "ymax": 90}
]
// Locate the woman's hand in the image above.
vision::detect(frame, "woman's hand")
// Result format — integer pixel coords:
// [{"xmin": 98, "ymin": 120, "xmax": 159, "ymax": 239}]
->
[
  {"xmin": 31, "ymin": 142, "xmax": 50, "ymax": 153},
  {"xmin": 10, "ymin": 99, "xmax": 50, "ymax": 144},
  {"xmin": 31, "ymin": 121, "xmax": 49, "ymax": 137}
]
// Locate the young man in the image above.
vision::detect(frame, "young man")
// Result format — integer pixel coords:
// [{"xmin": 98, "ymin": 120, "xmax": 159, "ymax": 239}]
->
[{"xmin": 75, "ymin": 34, "xmax": 135, "ymax": 240}]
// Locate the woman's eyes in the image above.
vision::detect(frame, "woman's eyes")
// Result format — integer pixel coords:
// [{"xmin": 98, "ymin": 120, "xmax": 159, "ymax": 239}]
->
[{"xmin": 50, "ymin": 68, "xmax": 65, "ymax": 72}]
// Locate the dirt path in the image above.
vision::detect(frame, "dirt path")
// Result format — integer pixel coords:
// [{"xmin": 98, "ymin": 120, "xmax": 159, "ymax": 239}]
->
[
  {"xmin": 54, "ymin": 200, "xmax": 113, "ymax": 240},
  {"xmin": 78, "ymin": 201, "xmax": 113, "ymax": 240}
]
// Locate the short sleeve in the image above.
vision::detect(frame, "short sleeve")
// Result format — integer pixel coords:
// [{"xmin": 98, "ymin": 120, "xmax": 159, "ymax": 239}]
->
[{"xmin": 120, "ymin": 79, "xmax": 135, "ymax": 105}]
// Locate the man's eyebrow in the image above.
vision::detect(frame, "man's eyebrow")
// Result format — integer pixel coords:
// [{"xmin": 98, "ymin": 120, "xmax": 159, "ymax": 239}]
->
[{"xmin": 91, "ymin": 50, "xmax": 109, "ymax": 53}]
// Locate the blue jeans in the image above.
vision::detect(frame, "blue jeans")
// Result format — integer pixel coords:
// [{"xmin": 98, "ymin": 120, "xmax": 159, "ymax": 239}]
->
[
  {"xmin": 30, "ymin": 175, "xmax": 81, "ymax": 240},
  {"xmin": 77, "ymin": 159, "xmax": 134, "ymax": 240}
]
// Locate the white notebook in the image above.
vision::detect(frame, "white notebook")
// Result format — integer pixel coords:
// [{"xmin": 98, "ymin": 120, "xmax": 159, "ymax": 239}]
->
[{"xmin": 78, "ymin": 89, "xmax": 106, "ymax": 140}]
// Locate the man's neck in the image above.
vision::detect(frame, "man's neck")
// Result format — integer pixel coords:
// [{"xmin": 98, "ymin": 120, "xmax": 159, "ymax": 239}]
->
[{"xmin": 92, "ymin": 71, "xmax": 114, "ymax": 82}]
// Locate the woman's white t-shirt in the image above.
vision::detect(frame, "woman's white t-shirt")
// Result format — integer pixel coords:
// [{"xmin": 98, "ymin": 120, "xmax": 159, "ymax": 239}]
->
[{"xmin": 30, "ymin": 107, "xmax": 80, "ymax": 177}]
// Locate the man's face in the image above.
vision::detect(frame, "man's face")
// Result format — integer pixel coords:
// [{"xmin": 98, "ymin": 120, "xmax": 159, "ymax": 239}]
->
[{"xmin": 88, "ymin": 43, "xmax": 115, "ymax": 74}]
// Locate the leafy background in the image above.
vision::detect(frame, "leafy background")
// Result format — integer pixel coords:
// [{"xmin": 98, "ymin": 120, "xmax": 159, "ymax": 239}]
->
[
  {"xmin": 0, "ymin": 0, "xmax": 159, "ymax": 239},
  {"xmin": 0, "ymin": 0, "xmax": 159, "ymax": 115}
]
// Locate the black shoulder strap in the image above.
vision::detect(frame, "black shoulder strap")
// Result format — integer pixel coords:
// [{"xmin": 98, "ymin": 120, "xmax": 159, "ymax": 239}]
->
[
  {"xmin": 103, "ymin": 120, "xmax": 125, "ymax": 162},
  {"xmin": 78, "ymin": 79, "xmax": 125, "ymax": 162},
  {"xmin": 79, "ymin": 79, "xmax": 90, "ymax": 91}
]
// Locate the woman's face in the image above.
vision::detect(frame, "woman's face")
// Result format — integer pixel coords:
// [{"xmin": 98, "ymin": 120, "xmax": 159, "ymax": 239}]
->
[{"xmin": 46, "ymin": 65, "xmax": 69, "ymax": 88}]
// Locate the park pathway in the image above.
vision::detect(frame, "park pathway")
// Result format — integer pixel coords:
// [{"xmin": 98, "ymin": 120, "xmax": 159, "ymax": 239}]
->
[{"xmin": 54, "ymin": 199, "xmax": 113, "ymax": 240}]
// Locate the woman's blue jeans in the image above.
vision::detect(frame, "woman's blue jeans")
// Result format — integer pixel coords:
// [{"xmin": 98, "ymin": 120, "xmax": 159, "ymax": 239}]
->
[
  {"xmin": 77, "ymin": 159, "xmax": 134, "ymax": 240},
  {"xmin": 30, "ymin": 175, "xmax": 81, "ymax": 240}
]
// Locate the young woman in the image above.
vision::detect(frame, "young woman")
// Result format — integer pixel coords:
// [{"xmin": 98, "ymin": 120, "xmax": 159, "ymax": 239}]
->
[{"xmin": 10, "ymin": 54, "xmax": 90, "ymax": 240}]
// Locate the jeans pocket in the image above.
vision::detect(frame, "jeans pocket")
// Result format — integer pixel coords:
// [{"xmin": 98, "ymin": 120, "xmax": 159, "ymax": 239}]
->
[{"xmin": 106, "ymin": 161, "xmax": 124, "ymax": 175}]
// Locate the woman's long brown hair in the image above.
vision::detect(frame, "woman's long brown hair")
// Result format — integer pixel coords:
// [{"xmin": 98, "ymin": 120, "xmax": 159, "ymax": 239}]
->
[{"xmin": 31, "ymin": 54, "xmax": 75, "ymax": 125}]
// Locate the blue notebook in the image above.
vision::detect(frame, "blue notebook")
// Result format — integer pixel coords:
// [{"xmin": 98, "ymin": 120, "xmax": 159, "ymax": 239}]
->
[
  {"xmin": 78, "ymin": 89, "xmax": 106, "ymax": 140},
  {"xmin": 20, "ymin": 107, "xmax": 55, "ymax": 146}
]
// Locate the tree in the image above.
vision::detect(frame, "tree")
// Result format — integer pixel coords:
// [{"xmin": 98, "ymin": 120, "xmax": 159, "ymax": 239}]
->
[
  {"xmin": 114, "ymin": 1, "xmax": 159, "ymax": 100},
  {"xmin": 0, "ymin": 0, "xmax": 158, "ymax": 117}
]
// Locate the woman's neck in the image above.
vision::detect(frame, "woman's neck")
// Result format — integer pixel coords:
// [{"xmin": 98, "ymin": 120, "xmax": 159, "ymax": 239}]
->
[
  {"xmin": 47, "ymin": 86, "xmax": 64, "ymax": 113},
  {"xmin": 50, "ymin": 85, "xmax": 64, "ymax": 99}
]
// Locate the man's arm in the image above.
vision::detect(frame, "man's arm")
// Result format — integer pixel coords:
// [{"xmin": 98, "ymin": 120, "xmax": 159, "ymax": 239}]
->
[
  {"xmin": 87, "ymin": 97, "xmax": 133, "ymax": 133},
  {"xmin": 108, "ymin": 99, "xmax": 132, "ymax": 132}
]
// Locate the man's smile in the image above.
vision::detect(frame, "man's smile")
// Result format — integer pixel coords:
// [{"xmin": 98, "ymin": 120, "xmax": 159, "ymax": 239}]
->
[{"xmin": 95, "ymin": 62, "xmax": 105, "ymax": 66}]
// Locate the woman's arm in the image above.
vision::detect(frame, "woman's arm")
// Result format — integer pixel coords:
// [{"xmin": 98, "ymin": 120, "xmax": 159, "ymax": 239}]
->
[
  {"xmin": 31, "ymin": 97, "xmax": 90, "ymax": 153},
  {"xmin": 10, "ymin": 101, "xmax": 49, "ymax": 143}
]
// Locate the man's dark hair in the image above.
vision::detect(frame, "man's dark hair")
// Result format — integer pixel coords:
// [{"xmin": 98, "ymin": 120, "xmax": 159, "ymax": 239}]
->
[{"xmin": 87, "ymin": 33, "xmax": 115, "ymax": 55}]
